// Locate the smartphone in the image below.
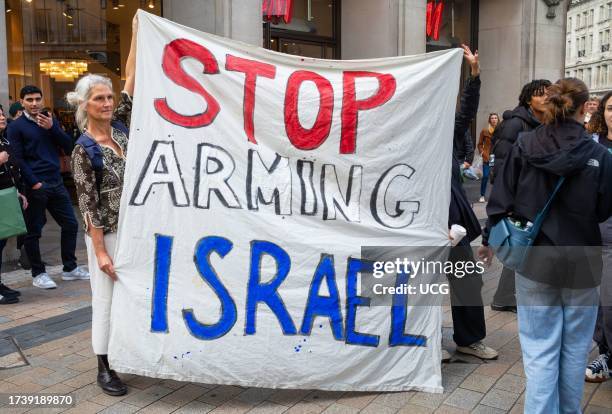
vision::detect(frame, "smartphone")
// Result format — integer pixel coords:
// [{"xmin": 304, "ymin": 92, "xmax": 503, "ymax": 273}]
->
[{"xmin": 40, "ymin": 110, "xmax": 49, "ymax": 117}]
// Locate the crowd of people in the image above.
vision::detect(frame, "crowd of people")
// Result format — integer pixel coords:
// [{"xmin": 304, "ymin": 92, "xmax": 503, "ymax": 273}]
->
[{"xmin": 0, "ymin": 13, "xmax": 611, "ymax": 411}]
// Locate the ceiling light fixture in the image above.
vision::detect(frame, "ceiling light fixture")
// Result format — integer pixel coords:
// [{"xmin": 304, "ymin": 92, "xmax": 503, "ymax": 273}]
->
[
  {"xmin": 39, "ymin": 59, "xmax": 88, "ymax": 82},
  {"xmin": 112, "ymin": 0, "xmax": 119, "ymax": 10},
  {"xmin": 147, "ymin": 0, "xmax": 154, "ymax": 9}
]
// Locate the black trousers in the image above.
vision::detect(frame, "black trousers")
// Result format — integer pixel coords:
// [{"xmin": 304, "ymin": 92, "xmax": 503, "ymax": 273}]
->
[
  {"xmin": 493, "ymin": 266, "xmax": 516, "ymax": 306},
  {"xmin": 24, "ymin": 183, "xmax": 78, "ymax": 277},
  {"xmin": 593, "ymin": 220, "xmax": 612, "ymax": 354},
  {"xmin": 447, "ymin": 244, "xmax": 486, "ymax": 347},
  {"xmin": 0, "ymin": 238, "xmax": 6, "ymax": 281}
]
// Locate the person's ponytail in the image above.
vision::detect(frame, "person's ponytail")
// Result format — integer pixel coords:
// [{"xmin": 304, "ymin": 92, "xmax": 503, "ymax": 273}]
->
[{"xmin": 544, "ymin": 78, "xmax": 589, "ymax": 124}]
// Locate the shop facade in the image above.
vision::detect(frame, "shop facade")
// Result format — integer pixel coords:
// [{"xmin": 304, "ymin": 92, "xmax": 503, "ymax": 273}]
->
[{"xmin": 0, "ymin": 0, "xmax": 568, "ymax": 131}]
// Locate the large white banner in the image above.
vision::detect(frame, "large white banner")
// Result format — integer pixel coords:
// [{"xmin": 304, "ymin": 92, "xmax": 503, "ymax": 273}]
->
[{"xmin": 110, "ymin": 11, "xmax": 462, "ymax": 392}]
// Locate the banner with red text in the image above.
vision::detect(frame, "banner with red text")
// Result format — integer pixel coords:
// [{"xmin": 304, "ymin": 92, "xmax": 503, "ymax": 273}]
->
[{"xmin": 110, "ymin": 10, "xmax": 462, "ymax": 392}]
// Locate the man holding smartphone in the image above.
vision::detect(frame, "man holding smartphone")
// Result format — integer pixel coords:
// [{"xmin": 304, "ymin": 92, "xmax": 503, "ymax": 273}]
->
[{"xmin": 7, "ymin": 85, "xmax": 89, "ymax": 289}]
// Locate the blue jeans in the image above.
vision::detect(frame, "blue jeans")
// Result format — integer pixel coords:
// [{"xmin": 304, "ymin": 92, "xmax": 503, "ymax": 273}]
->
[
  {"xmin": 24, "ymin": 182, "xmax": 78, "ymax": 277},
  {"xmin": 516, "ymin": 274, "xmax": 598, "ymax": 414},
  {"xmin": 480, "ymin": 162, "xmax": 490, "ymax": 196}
]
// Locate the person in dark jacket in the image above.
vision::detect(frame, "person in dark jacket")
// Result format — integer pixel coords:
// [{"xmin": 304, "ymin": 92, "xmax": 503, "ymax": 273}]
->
[
  {"xmin": 445, "ymin": 44, "xmax": 498, "ymax": 361},
  {"xmin": 489, "ymin": 79, "xmax": 551, "ymax": 313},
  {"xmin": 455, "ymin": 130, "xmax": 475, "ymax": 167},
  {"xmin": 490, "ymin": 79, "xmax": 551, "ymax": 183},
  {"xmin": 7, "ymin": 85, "xmax": 90, "ymax": 290},
  {"xmin": 8, "ymin": 101, "xmax": 24, "ymax": 121},
  {"xmin": 480, "ymin": 78, "xmax": 612, "ymax": 413},
  {"xmin": 0, "ymin": 106, "xmax": 27, "ymax": 303},
  {"xmin": 585, "ymin": 90, "xmax": 612, "ymax": 382}
]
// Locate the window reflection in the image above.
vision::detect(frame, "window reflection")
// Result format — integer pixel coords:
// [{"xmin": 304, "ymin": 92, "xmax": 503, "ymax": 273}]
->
[
  {"xmin": 263, "ymin": 0, "xmax": 339, "ymax": 59},
  {"xmin": 6, "ymin": 0, "xmax": 160, "ymax": 135}
]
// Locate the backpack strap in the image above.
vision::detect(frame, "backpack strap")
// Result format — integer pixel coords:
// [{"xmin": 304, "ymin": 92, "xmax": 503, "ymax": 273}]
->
[
  {"xmin": 75, "ymin": 134, "xmax": 104, "ymax": 198},
  {"xmin": 111, "ymin": 120, "xmax": 129, "ymax": 137},
  {"xmin": 530, "ymin": 176, "xmax": 565, "ymax": 236}
]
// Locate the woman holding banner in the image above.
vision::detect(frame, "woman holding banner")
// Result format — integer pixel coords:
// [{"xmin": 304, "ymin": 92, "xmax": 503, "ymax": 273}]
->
[{"xmin": 67, "ymin": 15, "xmax": 137, "ymax": 397}]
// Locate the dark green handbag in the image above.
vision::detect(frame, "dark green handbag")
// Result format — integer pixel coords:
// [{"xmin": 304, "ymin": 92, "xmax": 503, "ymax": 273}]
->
[{"xmin": 0, "ymin": 185, "xmax": 27, "ymax": 240}]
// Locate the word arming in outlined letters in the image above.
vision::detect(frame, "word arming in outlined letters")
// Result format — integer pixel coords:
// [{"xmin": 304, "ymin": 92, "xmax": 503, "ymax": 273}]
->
[{"xmin": 128, "ymin": 141, "xmax": 421, "ymax": 229}]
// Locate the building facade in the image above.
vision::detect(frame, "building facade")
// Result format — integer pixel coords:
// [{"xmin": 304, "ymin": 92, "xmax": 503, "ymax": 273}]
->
[
  {"xmin": 0, "ymin": 0, "xmax": 568, "ymax": 132},
  {"xmin": 565, "ymin": 0, "xmax": 612, "ymax": 97}
]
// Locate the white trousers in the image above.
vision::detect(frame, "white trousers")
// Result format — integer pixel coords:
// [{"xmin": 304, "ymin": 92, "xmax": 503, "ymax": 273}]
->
[{"xmin": 85, "ymin": 232, "xmax": 116, "ymax": 355}]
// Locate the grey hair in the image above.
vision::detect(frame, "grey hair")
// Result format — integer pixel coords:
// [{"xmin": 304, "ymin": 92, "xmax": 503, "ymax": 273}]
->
[{"xmin": 65, "ymin": 74, "xmax": 113, "ymax": 131}]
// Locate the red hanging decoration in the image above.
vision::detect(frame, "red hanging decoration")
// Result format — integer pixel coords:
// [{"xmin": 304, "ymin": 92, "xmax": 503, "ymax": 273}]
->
[
  {"xmin": 426, "ymin": 1, "xmax": 434, "ymax": 37},
  {"xmin": 432, "ymin": 1, "xmax": 444, "ymax": 41},
  {"xmin": 263, "ymin": 0, "xmax": 293, "ymax": 25},
  {"xmin": 426, "ymin": 1, "xmax": 444, "ymax": 41}
]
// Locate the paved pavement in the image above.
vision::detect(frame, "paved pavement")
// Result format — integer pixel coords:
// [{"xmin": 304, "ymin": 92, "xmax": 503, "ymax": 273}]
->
[{"xmin": 0, "ymin": 180, "xmax": 610, "ymax": 413}]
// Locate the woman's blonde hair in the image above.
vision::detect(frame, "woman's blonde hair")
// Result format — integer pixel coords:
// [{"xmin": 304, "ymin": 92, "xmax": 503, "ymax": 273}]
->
[{"xmin": 65, "ymin": 74, "xmax": 113, "ymax": 131}]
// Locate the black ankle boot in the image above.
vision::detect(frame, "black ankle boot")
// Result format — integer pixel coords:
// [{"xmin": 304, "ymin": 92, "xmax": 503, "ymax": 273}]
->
[{"xmin": 97, "ymin": 355, "xmax": 127, "ymax": 396}]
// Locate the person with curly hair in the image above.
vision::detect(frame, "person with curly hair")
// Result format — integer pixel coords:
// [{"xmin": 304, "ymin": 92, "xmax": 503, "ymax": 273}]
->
[
  {"xmin": 585, "ymin": 91, "xmax": 612, "ymax": 383},
  {"xmin": 488, "ymin": 79, "xmax": 552, "ymax": 314}
]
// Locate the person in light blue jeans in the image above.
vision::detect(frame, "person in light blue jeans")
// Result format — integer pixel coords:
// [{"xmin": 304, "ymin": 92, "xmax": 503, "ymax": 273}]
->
[
  {"xmin": 516, "ymin": 274, "xmax": 598, "ymax": 413},
  {"xmin": 480, "ymin": 78, "xmax": 612, "ymax": 413}
]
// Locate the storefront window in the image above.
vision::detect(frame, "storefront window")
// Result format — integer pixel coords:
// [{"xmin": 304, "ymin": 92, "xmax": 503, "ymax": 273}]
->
[
  {"xmin": 5, "ymin": 0, "xmax": 161, "ymax": 135},
  {"xmin": 425, "ymin": 0, "xmax": 477, "ymax": 52},
  {"xmin": 263, "ymin": 0, "xmax": 340, "ymax": 59}
]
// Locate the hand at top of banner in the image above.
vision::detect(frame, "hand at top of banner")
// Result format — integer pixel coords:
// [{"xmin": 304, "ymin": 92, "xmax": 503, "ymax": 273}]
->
[
  {"xmin": 461, "ymin": 44, "xmax": 479, "ymax": 77},
  {"xmin": 124, "ymin": 13, "xmax": 138, "ymax": 97}
]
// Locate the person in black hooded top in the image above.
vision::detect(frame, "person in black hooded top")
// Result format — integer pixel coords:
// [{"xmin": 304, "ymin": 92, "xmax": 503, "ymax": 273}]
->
[
  {"xmin": 489, "ymin": 79, "xmax": 551, "ymax": 312},
  {"xmin": 480, "ymin": 78, "xmax": 612, "ymax": 413}
]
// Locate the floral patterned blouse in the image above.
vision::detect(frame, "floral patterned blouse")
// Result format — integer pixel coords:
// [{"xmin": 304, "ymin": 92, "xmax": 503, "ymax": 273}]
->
[{"xmin": 71, "ymin": 92, "xmax": 131, "ymax": 234}]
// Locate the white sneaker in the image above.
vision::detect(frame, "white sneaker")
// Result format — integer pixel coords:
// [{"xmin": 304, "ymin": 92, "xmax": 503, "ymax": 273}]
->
[
  {"xmin": 33, "ymin": 273, "xmax": 57, "ymax": 289},
  {"xmin": 441, "ymin": 349, "xmax": 452, "ymax": 362},
  {"xmin": 478, "ymin": 196, "xmax": 486, "ymax": 203},
  {"xmin": 456, "ymin": 341, "xmax": 498, "ymax": 360},
  {"xmin": 62, "ymin": 266, "xmax": 90, "ymax": 281},
  {"xmin": 586, "ymin": 353, "xmax": 610, "ymax": 383}
]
